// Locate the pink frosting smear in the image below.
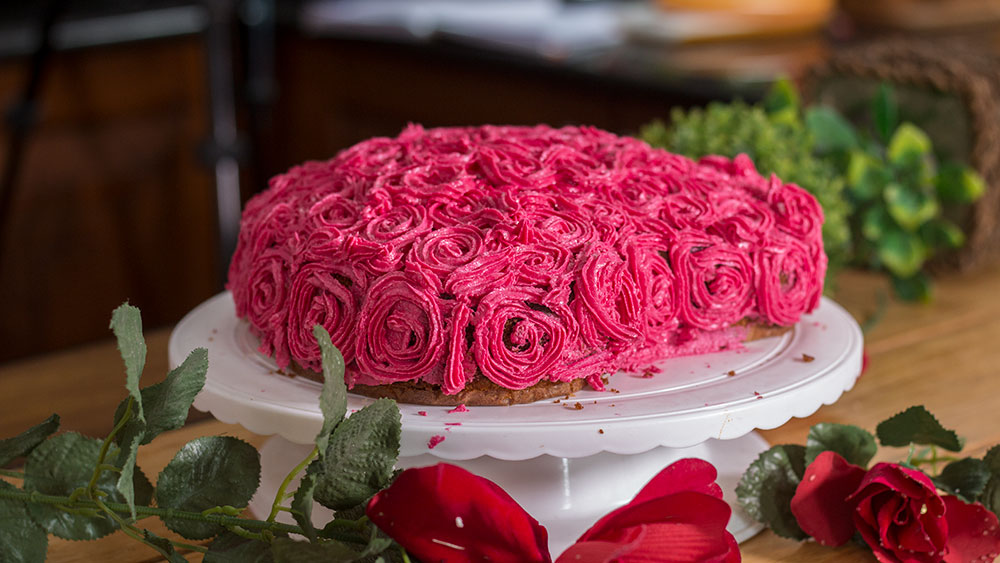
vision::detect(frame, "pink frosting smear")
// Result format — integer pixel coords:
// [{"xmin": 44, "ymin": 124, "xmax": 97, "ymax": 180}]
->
[{"xmin": 228, "ymin": 124, "xmax": 826, "ymax": 394}]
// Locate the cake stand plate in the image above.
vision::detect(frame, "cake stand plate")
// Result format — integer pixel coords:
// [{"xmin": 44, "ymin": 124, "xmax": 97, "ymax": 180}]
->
[{"xmin": 170, "ymin": 292, "xmax": 863, "ymax": 554}]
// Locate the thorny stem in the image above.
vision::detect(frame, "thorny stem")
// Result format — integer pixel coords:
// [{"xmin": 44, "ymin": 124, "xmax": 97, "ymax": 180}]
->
[
  {"xmin": 267, "ymin": 445, "xmax": 318, "ymax": 522},
  {"xmin": 86, "ymin": 396, "xmax": 133, "ymax": 494}
]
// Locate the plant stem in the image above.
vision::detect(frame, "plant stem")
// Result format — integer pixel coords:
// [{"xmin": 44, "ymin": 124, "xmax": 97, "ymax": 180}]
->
[
  {"xmin": 399, "ymin": 546, "xmax": 412, "ymax": 563},
  {"xmin": 0, "ymin": 487, "xmax": 365, "ymax": 542},
  {"xmin": 0, "ymin": 469, "xmax": 25, "ymax": 479},
  {"xmin": 267, "ymin": 445, "xmax": 318, "ymax": 522},
  {"xmin": 87, "ymin": 396, "xmax": 133, "ymax": 494}
]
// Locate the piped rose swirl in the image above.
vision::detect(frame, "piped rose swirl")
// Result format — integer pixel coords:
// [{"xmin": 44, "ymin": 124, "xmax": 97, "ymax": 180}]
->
[{"xmin": 228, "ymin": 124, "xmax": 826, "ymax": 394}]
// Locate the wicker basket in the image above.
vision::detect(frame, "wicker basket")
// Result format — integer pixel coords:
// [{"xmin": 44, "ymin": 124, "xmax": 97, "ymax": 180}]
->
[{"xmin": 805, "ymin": 39, "xmax": 1000, "ymax": 272}]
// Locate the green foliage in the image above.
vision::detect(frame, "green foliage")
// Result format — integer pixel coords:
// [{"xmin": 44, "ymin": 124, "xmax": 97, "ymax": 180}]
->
[
  {"xmin": 0, "ymin": 414, "xmax": 59, "ymax": 467},
  {"xmin": 313, "ymin": 399, "xmax": 402, "ymax": 511},
  {"xmin": 641, "ymin": 97, "xmax": 853, "ymax": 286},
  {"xmin": 0, "ymin": 481, "xmax": 48, "ymax": 563},
  {"xmin": 876, "ymin": 405, "xmax": 962, "ymax": 451},
  {"xmin": 23, "ymin": 432, "xmax": 153, "ymax": 540},
  {"xmin": 1, "ymin": 305, "xmax": 405, "ymax": 562},
  {"xmin": 736, "ymin": 444, "xmax": 808, "ymax": 540},
  {"xmin": 934, "ymin": 458, "xmax": 992, "ymax": 503},
  {"xmin": 156, "ymin": 436, "xmax": 261, "ymax": 539},
  {"xmin": 805, "ymin": 423, "xmax": 877, "ymax": 467}
]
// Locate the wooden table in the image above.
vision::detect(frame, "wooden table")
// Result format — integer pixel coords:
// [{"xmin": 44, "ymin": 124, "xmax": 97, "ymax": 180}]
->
[{"xmin": 3, "ymin": 267, "xmax": 1000, "ymax": 562}]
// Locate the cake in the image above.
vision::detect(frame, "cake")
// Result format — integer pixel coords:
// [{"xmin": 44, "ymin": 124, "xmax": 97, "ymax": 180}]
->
[{"xmin": 227, "ymin": 124, "xmax": 826, "ymax": 405}]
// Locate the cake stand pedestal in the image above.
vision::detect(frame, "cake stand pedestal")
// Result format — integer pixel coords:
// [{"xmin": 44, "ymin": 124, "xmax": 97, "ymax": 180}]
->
[{"xmin": 170, "ymin": 292, "xmax": 863, "ymax": 555}]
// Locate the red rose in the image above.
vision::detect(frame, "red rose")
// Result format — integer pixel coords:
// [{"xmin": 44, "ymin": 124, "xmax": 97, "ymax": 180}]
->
[
  {"xmin": 790, "ymin": 451, "xmax": 867, "ymax": 546},
  {"xmin": 366, "ymin": 463, "xmax": 551, "ymax": 563},
  {"xmin": 847, "ymin": 463, "xmax": 949, "ymax": 563},
  {"xmin": 939, "ymin": 495, "xmax": 1000, "ymax": 563},
  {"xmin": 557, "ymin": 458, "xmax": 740, "ymax": 563}
]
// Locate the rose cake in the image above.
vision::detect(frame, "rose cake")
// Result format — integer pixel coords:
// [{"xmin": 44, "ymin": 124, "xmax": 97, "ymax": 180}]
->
[{"xmin": 227, "ymin": 124, "xmax": 825, "ymax": 405}]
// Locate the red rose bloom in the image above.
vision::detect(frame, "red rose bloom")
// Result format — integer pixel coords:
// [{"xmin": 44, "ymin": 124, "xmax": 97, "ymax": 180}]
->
[
  {"xmin": 366, "ymin": 463, "xmax": 551, "ymax": 563},
  {"xmin": 790, "ymin": 451, "xmax": 867, "ymax": 546},
  {"xmin": 847, "ymin": 463, "xmax": 949, "ymax": 563},
  {"xmin": 557, "ymin": 458, "xmax": 740, "ymax": 563}
]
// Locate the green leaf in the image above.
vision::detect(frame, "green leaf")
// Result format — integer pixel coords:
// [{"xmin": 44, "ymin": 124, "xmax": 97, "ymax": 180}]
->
[
  {"xmin": 884, "ymin": 183, "xmax": 939, "ymax": 232},
  {"xmin": 887, "ymin": 123, "xmax": 932, "ymax": 169},
  {"xmin": 985, "ymin": 445, "xmax": 1000, "ymax": 474},
  {"xmin": 0, "ymin": 414, "xmax": 59, "ymax": 467},
  {"xmin": 110, "ymin": 303, "xmax": 147, "ymax": 423},
  {"xmin": 736, "ymin": 444, "xmax": 808, "ymax": 540},
  {"xmin": 155, "ymin": 436, "xmax": 261, "ymax": 539},
  {"xmin": 919, "ymin": 218, "xmax": 966, "ymax": 249},
  {"xmin": 983, "ymin": 477, "xmax": 1000, "ymax": 519},
  {"xmin": 861, "ymin": 206, "xmax": 893, "ymax": 242},
  {"xmin": 313, "ymin": 325, "xmax": 347, "ymax": 458},
  {"xmin": 204, "ymin": 532, "xmax": 276, "ymax": 563},
  {"xmin": 847, "ymin": 151, "xmax": 889, "ymax": 202},
  {"xmin": 290, "ymin": 470, "xmax": 318, "ymax": 543},
  {"xmin": 805, "ymin": 423, "xmax": 877, "ymax": 467},
  {"xmin": 141, "ymin": 529, "xmax": 188, "ymax": 563},
  {"xmin": 764, "ymin": 77, "xmax": 800, "ymax": 124},
  {"xmin": 115, "ymin": 417, "xmax": 146, "ymax": 521},
  {"xmin": 313, "ymin": 399, "xmax": 401, "ymax": 511},
  {"xmin": 271, "ymin": 537, "xmax": 360, "ymax": 562},
  {"xmin": 891, "ymin": 273, "xmax": 933, "ymax": 303},
  {"xmin": 934, "ymin": 458, "xmax": 992, "ymax": 503},
  {"xmin": 0, "ymin": 481, "xmax": 48, "ymax": 563},
  {"xmin": 23, "ymin": 432, "xmax": 152, "ymax": 540},
  {"xmin": 114, "ymin": 347, "xmax": 208, "ymax": 447},
  {"xmin": 805, "ymin": 107, "xmax": 858, "ymax": 154},
  {"xmin": 878, "ymin": 229, "xmax": 927, "ymax": 278},
  {"xmin": 935, "ymin": 162, "xmax": 986, "ymax": 204},
  {"xmin": 876, "ymin": 405, "xmax": 962, "ymax": 451},
  {"xmin": 874, "ymin": 83, "xmax": 899, "ymax": 144}
]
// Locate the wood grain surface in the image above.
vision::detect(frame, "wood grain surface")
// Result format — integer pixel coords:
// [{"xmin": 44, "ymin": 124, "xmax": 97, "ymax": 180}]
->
[{"xmin": 2, "ymin": 267, "xmax": 999, "ymax": 562}]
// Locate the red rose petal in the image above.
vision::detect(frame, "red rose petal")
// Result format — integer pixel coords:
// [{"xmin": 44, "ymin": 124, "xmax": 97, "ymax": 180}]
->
[
  {"xmin": 580, "ymin": 491, "xmax": 732, "ymax": 543},
  {"xmin": 942, "ymin": 496, "xmax": 1000, "ymax": 563},
  {"xmin": 631, "ymin": 458, "xmax": 724, "ymax": 503},
  {"xmin": 789, "ymin": 451, "xmax": 866, "ymax": 546},
  {"xmin": 366, "ymin": 463, "xmax": 551, "ymax": 563}
]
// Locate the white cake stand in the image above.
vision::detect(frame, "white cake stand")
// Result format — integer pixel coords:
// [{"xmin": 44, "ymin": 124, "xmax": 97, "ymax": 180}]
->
[{"xmin": 169, "ymin": 292, "xmax": 863, "ymax": 555}]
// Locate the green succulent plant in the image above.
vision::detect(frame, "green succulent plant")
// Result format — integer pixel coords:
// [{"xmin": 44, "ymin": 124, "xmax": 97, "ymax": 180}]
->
[{"xmin": 812, "ymin": 84, "xmax": 985, "ymax": 302}]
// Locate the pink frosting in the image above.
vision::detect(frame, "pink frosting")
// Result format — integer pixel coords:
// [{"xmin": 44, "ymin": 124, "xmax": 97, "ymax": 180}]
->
[{"xmin": 228, "ymin": 124, "xmax": 826, "ymax": 394}]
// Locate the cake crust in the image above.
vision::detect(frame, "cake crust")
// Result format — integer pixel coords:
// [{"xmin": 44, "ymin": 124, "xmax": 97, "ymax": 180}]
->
[{"xmin": 291, "ymin": 323, "xmax": 791, "ymax": 406}]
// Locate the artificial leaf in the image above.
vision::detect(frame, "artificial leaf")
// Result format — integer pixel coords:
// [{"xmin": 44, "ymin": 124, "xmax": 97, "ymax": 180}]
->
[
  {"xmin": 891, "ymin": 273, "xmax": 933, "ymax": 303},
  {"xmin": 887, "ymin": 123, "xmax": 932, "ymax": 169},
  {"xmin": 764, "ymin": 77, "xmax": 800, "ymax": 124},
  {"xmin": 290, "ymin": 470, "xmax": 318, "ymax": 543},
  {"xmin": 876, "ymin": 405, "xmax": 962, "ymax": 451},
  {"xmin": 805, "ymin": 107, "xmax": 857, "ymax": 154},
  {"xmin": 142, "ymin": 529, "xmax": 188, "ymax": 563},
  {"xmin": 874, "ymin": 83, "xmax": 899, "ymax": 144},
  {"xmin": 109, "ymin": 303, "xmax": 147, "ymax": 423},
  {"xmin": 0, "ymin": 414, "xmax": 59, "ymax": 467},
  {"xmin": 0, "ymin": 481, "xmax": 48, "ymax": 563},
  {"xmin": 356, "ymin": 525, "xmax": 394, "ymax": 560},
  {"xmin": 936, "ymin": 162, "xmax": 986, "ymax": 204},
  {"xmin": 115, "ymin": 420, "xmax": 146, "ymax": 521},
  {"xmin": 878, "ymin": 229, "xmax": 926, "ymax": 278},
  {"xmin": 155, "ymin": 436, "xmax": 261, "ymax": 539},
  {"xmin": 113, "ymin": 347, "xmax": 208, "ymax": 447},
  {"xmin": 805, "ymin": 423, "xmax": 877, "ymax": 467},
  {"xmin": 983, "ymin": 446, "xmax": 1000, "ymax": 518},
  {"xmin": 934, "ymin": 458, "xmax": 992, "ymax": 503},
  {"xmin": 23, "ymin": 432, "xmax": 151, "ymax": 540},
  {"xmin": 204, "ymin": 532, "xmax": 276, "ymax": 563},
  {"xmin": 884, "ymin": 183, "xmax": 939, "ymax": 232},
  {"xmin": 986, "ymin": 445, "xmax": 1000, "ymax": 474},
  {"xmin": 271, "ymin": 537, "xmax": 359, "ymax": 562},
  {"xmin": 313, "ymin": 399, "xmax": 401, "ymax": 511},
  {"xmin": 846, "ymin": 151, "xmax": 889, "ymax": 202},
  {"xmin": 736, "ymin": 444, "xmax": 808, "ymax": 540},
  {"xmin": 313, "ymin": 325, "xmax": 347, "ymax": 458},
  {"xmin": 919, "ymin": 218, "xmax": 965, "ymax": 249}
]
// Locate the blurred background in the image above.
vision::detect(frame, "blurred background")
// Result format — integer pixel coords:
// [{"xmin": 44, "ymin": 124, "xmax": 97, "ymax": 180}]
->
[{"xmin": 2, "ymin": 0, "xmax": 1000, "ymax": 363}]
